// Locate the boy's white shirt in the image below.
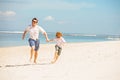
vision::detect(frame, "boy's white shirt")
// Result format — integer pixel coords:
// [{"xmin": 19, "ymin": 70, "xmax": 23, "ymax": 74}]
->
[
  {"xmin": 25, "ymin": 25, "xmax": 45, "ymax": 40},
  {"xmin": 53, "ymin": 37, "xmax": 66, "ymax": 48}
]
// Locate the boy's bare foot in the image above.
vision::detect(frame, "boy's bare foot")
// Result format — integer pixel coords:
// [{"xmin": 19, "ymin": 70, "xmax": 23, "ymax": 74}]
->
[{"xmin": 51, "ymin": 60, "xmax": 56, "ymax": 64}]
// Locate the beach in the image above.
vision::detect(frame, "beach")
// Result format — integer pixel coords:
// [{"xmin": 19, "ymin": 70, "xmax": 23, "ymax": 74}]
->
[{"xmin": 0, "ymin": 41, "xmax": 120, "ymax": 80}]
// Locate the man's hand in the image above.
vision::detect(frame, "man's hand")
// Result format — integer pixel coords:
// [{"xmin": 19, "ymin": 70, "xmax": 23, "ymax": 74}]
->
[{"xmin": 46, "ymin": 38, "xmax": 49, "ymax": 42}]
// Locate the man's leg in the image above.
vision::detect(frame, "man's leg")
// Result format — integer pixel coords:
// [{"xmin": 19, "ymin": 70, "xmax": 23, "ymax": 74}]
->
[
  {"xmin": 34, "ymin": 51, "xmax": 38, "ymax": 63},
  {"xmin": 29, "ymin": 38, "xmax": 36, "ymax": 62},
  {"xmin": 34, "ymin": 40, "xmax": 39, "ymax": 63},
  {"xmin": 30, "ymin": 46, "xmax": 35, "ymax": 61}
]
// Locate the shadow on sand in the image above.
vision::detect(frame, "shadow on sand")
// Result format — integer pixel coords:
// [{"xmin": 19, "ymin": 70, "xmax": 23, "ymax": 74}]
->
[{"xmin": 0, "ymin": 63, "xmax": 51, "ymax": 68}]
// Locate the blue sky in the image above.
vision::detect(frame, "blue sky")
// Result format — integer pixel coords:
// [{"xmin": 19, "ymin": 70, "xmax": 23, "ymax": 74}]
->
[{"xmin": 0, "ymin": 0, "xmax": 120, "ymax": 34}]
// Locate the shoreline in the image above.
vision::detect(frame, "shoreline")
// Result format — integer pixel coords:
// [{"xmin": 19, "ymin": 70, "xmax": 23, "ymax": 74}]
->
[{"xmin": 0, "ymin": 40, "xmax": 119, "ymax": 48}]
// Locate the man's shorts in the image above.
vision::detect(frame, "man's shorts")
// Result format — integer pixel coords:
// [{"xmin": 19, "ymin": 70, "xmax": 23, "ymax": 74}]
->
[
  {"xmin": 28, "ymin": 38, "xmax": 40, "ymax": 51},
  {"xmin": 55, "ymin": 45, "xmax": 62, "ymax": 56}
]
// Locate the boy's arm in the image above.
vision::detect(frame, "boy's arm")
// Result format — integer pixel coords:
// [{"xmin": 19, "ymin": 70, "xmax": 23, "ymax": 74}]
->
[
  {"xmin": 62, "ymin": 37, "xmax": 66, "ymax": 46},
  {"xmin": 48, "ymin": 39, "xmax": 54, "ymax": 42}
]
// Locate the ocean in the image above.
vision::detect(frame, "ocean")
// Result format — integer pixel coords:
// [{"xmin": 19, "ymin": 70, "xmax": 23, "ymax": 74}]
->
[{"xmin": 0, "ymin": 31, "xmax": 120, "ymax": 47}]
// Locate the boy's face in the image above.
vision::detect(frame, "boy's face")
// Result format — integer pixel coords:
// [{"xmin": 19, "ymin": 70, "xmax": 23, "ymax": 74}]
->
[{"xmin": 56, "ymin": 34, "xmax": 61, "ymax": 38}]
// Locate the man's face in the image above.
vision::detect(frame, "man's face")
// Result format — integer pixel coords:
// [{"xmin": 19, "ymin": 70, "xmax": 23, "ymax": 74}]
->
[{"xmin": 32, "ymin": 20, "xmax": 38, "ymax": 26}]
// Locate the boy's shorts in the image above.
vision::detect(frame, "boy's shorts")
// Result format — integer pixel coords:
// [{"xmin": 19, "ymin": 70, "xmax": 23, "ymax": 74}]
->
[
  {"xmin": 28, "ymin": 38, "xmax": 40, "ymax": 51},
  {"xmin": 55, "ymin": 45, "xmax": 62, "ymax": 56}
]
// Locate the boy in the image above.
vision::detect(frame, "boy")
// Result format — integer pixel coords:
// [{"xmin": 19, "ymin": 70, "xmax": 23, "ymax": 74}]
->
[{"xmin": 48, "ymin": 32, "xmax": 66, "ymax": 63}]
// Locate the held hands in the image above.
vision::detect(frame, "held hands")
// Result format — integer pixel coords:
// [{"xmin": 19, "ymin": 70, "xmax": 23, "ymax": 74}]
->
[{"xmin": 46, "ymin": 38, "xmax": 53, "ymax": 42}]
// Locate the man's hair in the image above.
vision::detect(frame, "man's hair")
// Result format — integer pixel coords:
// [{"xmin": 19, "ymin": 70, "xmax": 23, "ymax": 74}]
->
[
  {"xmin": 32, "ymin": 18, "xmax": 38, "ymax": 23},
  {"xmin": 56, "ymin": 32, "xmax": 63, "ymax": 38}
]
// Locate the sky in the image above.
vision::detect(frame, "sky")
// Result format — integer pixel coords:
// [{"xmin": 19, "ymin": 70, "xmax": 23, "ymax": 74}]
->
[{"xmin": 0, "ymin": 0, "xmax": 120, "ymax": 34}]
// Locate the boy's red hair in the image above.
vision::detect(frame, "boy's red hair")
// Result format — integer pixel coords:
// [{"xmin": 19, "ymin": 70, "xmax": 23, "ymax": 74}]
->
[{"xmin": 56, "ymin": 32, "xmax": 63, "ymax": 38}]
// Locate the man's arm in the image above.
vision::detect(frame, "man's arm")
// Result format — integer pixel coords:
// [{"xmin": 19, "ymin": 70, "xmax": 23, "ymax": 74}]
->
[
  {"xmin": 43, "ymin": 32, "xmax": 49, "ymax": 42},
  {"xmin": 22, "ymin": 31, "xmax": 27, "ymax": 40}
]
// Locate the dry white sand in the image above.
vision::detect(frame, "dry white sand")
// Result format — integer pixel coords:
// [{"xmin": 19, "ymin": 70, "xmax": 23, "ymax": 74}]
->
[{"xmin": 0, "ymin": 41, "xmax": 120, "ymax": 80}]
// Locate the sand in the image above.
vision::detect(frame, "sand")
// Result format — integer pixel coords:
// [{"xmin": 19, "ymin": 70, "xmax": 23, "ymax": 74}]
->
[{"xmin": 0, "ymin": 41, "xmax": 120, "ymax": 80}]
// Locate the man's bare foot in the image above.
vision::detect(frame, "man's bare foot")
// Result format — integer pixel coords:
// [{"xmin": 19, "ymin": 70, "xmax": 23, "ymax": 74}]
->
[
  {"xmin": 29, "ymin": 58, "xmax": 32, "ymax": 62},
  {"xmin": 34, "ymin": 61, "xmax": 37, "ymax": 64}
]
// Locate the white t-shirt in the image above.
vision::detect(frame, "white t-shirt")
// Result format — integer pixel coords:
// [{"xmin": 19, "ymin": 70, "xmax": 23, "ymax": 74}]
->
[
  {"xmin": 53, "ymin": 37, "xmax": 66, "ymax": 47},
  {"xmin": 25, "ymin": 25, "xmax": 46, "ymax": 40}
]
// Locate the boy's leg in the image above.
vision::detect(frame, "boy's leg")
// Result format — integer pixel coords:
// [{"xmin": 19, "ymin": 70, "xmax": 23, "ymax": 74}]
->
[
  {"xmin": 53, "ymin": 51, "xmax": 58, "ymax": 59},
  {"xmin": 54, "ymin": 53, "xmax": 59, "ymax": 62},
  {"xmin": 51, "ymin": 45, "xmax": 62, "ymax": 64},
  {"xmin": 51, "ymin": 51, "xmax": 59, "ymax": 63},
  {"xmin": 53, "ymin": 47, "xmax": 62, "ymax": 63}
]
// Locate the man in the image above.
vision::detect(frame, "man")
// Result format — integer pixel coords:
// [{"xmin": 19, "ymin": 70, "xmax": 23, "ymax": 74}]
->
[{"xmin": 22, "ymin": 18, "xmax": 49, "ymax": 63}]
